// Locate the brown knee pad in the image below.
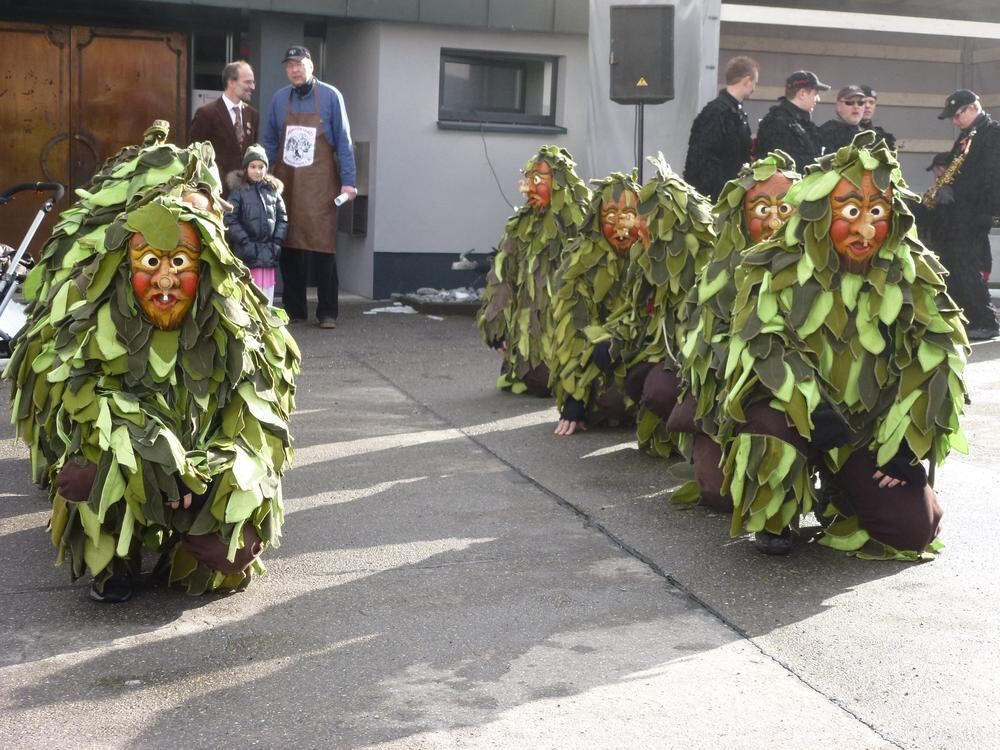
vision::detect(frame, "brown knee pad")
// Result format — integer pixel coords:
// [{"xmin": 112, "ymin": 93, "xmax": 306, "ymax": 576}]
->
[
  {"xmin": 640, "ymin": 367, "xmax": 681, "ymax": 422},
  {"xmin": 181, "ymin": 525, "xmax": 264, "ymax": 575},
  {"xmin": 624, "ymin": 361, "xmax": 656, "ymax": 404},
  {"xmin": 832, "ymin": 450, "xmax": 943, "ymax": 551},
  {"xmin": 520, "ymin": 363, "xmax": 552, "ymax": 397},
  {"xmin": 738, "ymin": 401, "xmax": 809, "ymax": 454},
  {"xmin": 591, "ymin": 386, "xmax": 629, "ymax": 426},
  {"xmin": 665, "ymin": 393, "xmax": 697, "ymax": 434},
  {"xmin": 693, "ymin": 433, "xmax": 732, "ymax": 512}
]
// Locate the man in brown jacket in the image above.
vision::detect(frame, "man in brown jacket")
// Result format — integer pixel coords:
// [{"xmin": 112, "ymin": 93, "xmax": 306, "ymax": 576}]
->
[{"xmin": 190, "ymin": 60, "xmax": 258, "ymax": 192}]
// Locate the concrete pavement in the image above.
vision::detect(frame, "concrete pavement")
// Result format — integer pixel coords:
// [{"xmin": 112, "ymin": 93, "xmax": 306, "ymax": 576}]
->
[{"xmin": 1, "ymin": 298, "xmax": 998, "ymax": 748}]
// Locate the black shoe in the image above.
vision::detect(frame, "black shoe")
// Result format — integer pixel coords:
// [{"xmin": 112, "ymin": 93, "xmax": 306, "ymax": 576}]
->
[
  {"xmin": 88, "ymin": 576, "xmax": 134, "ymax": 603},
  {"xmin": 966, "ymin": 327, "xmax": 998, "ymax": 341},
  {"xmin": 753, "ymin": 528, "xmax": 794, "ymax": 556}
]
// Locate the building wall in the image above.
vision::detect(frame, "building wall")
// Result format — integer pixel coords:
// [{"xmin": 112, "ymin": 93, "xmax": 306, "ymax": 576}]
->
[{"xmin": 367, "ymin": 22, "xmax": 589, "ymax": 298}]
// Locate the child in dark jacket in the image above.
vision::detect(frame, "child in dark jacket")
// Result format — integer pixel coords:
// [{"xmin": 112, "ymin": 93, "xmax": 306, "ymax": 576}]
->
[{"xmin": 225, "ymin": 143, "xmax": 288, "ymax": 304}]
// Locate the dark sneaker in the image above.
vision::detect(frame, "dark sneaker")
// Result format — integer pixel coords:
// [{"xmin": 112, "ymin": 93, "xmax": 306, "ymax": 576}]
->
[
  {"xmin": 753, "ymin": 528, "xmax": 794, "ymax": 556},
  {"xmin": 318, "ymin": 318, "xmax": 337, "ymax": 329},
  {"xmin": 89, "ymin": 576, "xmax": 134, "ymax": 603}
]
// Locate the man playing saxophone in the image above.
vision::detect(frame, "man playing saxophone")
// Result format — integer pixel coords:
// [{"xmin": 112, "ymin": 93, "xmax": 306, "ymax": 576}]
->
[{"xmin": 919, "ymin": 89, "xmax": 1000, "ymax": 340}]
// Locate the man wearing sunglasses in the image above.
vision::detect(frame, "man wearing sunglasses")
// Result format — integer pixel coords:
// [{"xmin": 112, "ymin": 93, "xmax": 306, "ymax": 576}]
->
[
  {"xmin": 755, "ymin": 70, "xmax": 829, "ymax": 171},
  {"xmin": 920, "ymin": 89, "xmax": 1000, "ymax": 340},
  {"xmin": 819, "ymin": 85, "xmax": 866, "ymax": 153}
]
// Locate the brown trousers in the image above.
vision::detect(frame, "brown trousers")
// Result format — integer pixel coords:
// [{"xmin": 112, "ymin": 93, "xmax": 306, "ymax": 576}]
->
[
  {"xmin": 714, "ymin": 402, "xmax": 944, "ymax": 550},
  {"xmin": 624, "ymin": 362, "xmax": 681, "ymax": 422},
  {"xmin": 180, "ymin": 525, "xmax": 264, "ymax": 575}
]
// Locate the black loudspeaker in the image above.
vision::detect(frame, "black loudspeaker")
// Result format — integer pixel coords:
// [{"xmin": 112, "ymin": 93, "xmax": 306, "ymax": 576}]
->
[{"xmin": 609, "ymin": 4, "xmax": 674, "ymax": 104}]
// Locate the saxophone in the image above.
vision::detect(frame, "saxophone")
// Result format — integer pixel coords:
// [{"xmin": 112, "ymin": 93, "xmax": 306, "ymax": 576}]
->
[{"xmin": 922, "ymin": 128, "xmax": 975, "ymax": 208}]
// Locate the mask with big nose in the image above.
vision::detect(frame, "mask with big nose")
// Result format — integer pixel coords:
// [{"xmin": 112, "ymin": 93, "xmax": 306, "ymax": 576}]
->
[
  {"xmin": 129, "ymin": 221, "xmax": 202, "ymax": 330},
  {"xmin": 600, "ymin": 189, "xmax": 647, "ymax": 256},
  {"xmin": 828, "ymin": 170, "xmax": 892, "ymax": 274},
  {"xmin": 743, "ymin": 173, "xmax": 795, "ymax": 243},
  {"xmin": 518, "ymin": 160, "xmax": 553, "ymax": 212}
]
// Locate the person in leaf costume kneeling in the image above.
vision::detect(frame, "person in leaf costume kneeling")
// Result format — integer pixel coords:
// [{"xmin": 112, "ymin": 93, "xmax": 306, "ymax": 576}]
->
[
  {"xmin": 5, "ymin": 125, "xmax": 300, "ymax": 602},
  {"xmin": 718, "ymin": 133, "xmax": 968, "ymax": 558},
  {"xmin": 591, "ymin": 155, "xmax": 716, "ymax": 457},
  {"xmin": 477, "ymin": 146, "xmax": 590, "ymax": 396},
  {"xmin": 670, "ymin": 151, "xmax": 800, "ymax": 508},
  {"xmin": 549, "ymin": 172, "xmax": 648, "ymax": 435}
]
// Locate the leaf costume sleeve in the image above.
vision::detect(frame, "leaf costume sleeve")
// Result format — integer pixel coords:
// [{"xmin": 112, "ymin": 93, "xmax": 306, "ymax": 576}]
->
[
  {"xmin": 717, "ymin": 135, "xmax": 969, "ymax": 551},
  {"xmin": 4, "ymin": 126, "xmax": 301, "ymax": 594},
  {"xmin": 475, "ymin": 145, "xmax": 590, "ymax": 393}
]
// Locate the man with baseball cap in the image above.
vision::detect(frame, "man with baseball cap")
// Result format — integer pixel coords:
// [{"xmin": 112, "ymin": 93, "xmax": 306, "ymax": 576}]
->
[
  {"xmin": 262, "ymin": 44, "xmax": 358, "ymax": 330},
  {"xmin": 819, "ymin": 84, "xmax": 866, "ymax": 152},
  {"xmin": 756, "ymin": 70, "xmax": 830, "ymax": 171},
  {"xmin": 918, "ymin": 89, "xmax": 1000, "ymax": 339}
]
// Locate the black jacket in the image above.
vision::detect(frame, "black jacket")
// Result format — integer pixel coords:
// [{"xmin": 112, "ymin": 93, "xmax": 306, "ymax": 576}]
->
[
  {"xmin": 755, "ymin": 98, "xmax": 823, "ymax": 172},
  {"xmin": 224, "ymin": 173, "xmax": 289, "ymax": 269},
  {"xmin": 818, "ymin": 118, "xmax": 861, "ymax": 153},
  {"xmin": 682, "ymin": 90, "xmax": 752, "ymax": 201},
  {"xmin": 859, "ymin": 120, "xmax": 896, "ymax": 151},
  {"xmin": 948, "ymin": 112, "xmax": 1000, "ymax": 238}
]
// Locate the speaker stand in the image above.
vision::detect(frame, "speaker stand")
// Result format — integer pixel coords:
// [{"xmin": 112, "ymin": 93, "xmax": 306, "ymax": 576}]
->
[{"xmin": 636, "ymin": 102, "xmax": 645, "ymax": 182}]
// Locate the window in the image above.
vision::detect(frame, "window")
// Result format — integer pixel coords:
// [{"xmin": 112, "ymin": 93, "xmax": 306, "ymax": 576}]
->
[{"xmin": 438, "ymin": 49, "xmax": 564, "ymax": 133}]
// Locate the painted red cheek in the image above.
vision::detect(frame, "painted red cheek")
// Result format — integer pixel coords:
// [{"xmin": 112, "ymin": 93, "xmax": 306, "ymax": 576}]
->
[
  {"xmin": 749, "ymin": 219, "xmax": 764, "ymax": 243},
  {"xmin": 872, "ymin": 221, "xmax": 889, "ymax": 245},
  {"xmin": 179, "ymin": 273, "xmax": 199, "ymax": 298},
  {"xmin": 830, "ymin": 220, "xmax": 851, "ymax": 244},
  {"xmin": 132, "ymin": 274, "xmax": 151, "ymax": 296}
]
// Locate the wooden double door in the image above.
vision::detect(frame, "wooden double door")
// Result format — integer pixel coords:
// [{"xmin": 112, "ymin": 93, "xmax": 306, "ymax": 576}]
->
[{"xmin": 0, "ymin": 22, "xmax": 187, "ymax": 256}]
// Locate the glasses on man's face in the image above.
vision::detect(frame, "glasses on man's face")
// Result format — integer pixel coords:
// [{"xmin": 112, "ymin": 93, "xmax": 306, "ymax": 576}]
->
[
  {"xmin": 840, "ymin": 99, "xmax": 866, "ymax": 107},
  {"xmin": 951, "ymin": 104, "xmax": 972, "ymax": 120}
]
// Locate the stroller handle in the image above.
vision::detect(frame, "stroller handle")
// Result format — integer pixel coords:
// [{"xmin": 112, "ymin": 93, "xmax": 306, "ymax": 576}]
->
[{"xmin": 0, "ymin": 182, "xmax": 66, "ymax": 205}]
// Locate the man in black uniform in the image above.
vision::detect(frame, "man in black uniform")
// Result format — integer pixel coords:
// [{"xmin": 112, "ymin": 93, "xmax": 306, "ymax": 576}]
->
[
  {"xmin": 819, "ymin": 85, "xmax": 865, "ymax": 152},
  {"xmin": 920, "ymin": 89, "xmax": 1000, "ymax": 339},
  {"xmin": 756, "ymin": 70, "xmax": 830, "ymax": 171},
  {"xmin": 683, "ymin": 56, "xmax": 758, "ymax": 201},
  {"xmin": 860, "ymin": 85, "xmax": 896, "ymax": 149}
]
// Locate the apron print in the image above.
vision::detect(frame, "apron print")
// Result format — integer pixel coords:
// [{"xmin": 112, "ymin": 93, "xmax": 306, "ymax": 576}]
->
[{"xmin": 283, "ymin": 125, "xmax": 317, "ymax": 168}]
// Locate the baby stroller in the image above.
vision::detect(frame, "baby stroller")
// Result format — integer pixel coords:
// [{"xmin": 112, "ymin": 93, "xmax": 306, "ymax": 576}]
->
[{"xmin": 0, "ymin": 182, "xmax": 65, "ymax": 367}]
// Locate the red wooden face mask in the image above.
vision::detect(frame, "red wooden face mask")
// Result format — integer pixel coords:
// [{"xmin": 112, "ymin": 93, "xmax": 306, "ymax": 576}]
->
[
  {"xmin": 130, "ymin": 221, "xmax": 202, "ymax": 330},
  {"xmin": 519, "ymin": 160, "xmax": 553, "ymax": 212},
  {"xmin": 743, "ymin": 173, "xmax": 795, "ymax": 243},
  {"xmin": 828, "ymin": 171, "xmax": 892, "ymax": 274},
  {"xmin": 600, "ymin": 190, "xmax": 647, "ymax": 256}
]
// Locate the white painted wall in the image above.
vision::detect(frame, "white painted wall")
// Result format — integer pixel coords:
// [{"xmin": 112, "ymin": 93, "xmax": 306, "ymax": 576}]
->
[{"xmin": 371, "ymin": 22, "xmax": 589, "ymax": 257}]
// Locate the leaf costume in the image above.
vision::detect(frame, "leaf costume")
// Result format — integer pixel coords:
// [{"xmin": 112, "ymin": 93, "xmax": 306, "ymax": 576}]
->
[
  {"xmin": 594, "ymin": 156, "xmax": 715, "ymax": 457},
  {"xmin": 548, "ymin": 172, "xmax": 641, "ymax": 416},
  {"xmin": 4, "ymin": 126, "xmax": 300, "ymax": 594},
  {"xmin": 477, "ymin": 146, "xmax": 590, "ymax": 395},
  {"xmin": 717, "ymin": 135, "xmax": 968, "ymax": 558},
  {"xmin": 678, "ymin": 151, "xmax": 800, "ymax": 444}
]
